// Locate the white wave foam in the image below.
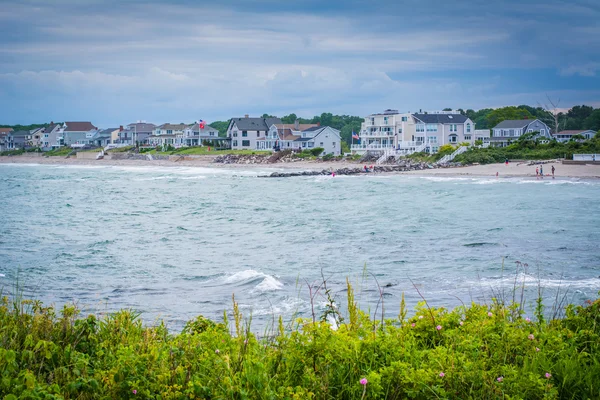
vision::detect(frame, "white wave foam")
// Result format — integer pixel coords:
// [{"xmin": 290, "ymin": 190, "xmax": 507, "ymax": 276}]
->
[
  {"xmin": 222, "ymin": 269, "xmax": 284, "ymax": 292},
  {"xmin": 466, "ymin": 273, "xmax": 600, "ymax": 289},
  {"xmin": 0, "ymin": 273, "xmax": 5, "ymax": 277}
]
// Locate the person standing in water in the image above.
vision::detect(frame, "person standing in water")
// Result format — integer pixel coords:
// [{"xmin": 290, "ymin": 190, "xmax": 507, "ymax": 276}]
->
[{"xmin": 551, "ymin": 165, "xmax": 555, "ymax": 177}]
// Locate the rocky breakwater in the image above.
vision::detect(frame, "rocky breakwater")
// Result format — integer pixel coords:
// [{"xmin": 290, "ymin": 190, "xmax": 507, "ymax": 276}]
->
[
  {"xmin": 266, "ymin": 162, "xmax": 446, "ymax": 178},
  {"xmin": 213, "ymin": 150, "xmax": 300, "ymax": 164}
]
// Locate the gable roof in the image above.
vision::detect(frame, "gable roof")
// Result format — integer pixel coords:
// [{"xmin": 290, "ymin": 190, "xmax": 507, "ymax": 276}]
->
[
  {"xmin": 189, "ymin": 123, "xmax": 217, "ymax": 132},
  {"xmin": 0, "ymin": 128, "xmax": 13, "ymax": 134},
  {"xmin": 231, "ymin": 117, "xmax": 282, "ymax": 131},
  {"xmin": 126, "ymin": 123, "xmax": 156, "ymax": 132},
  {"xmin": 45, "ymin": 124, "xmax": 60, "ymax": 133},
  {"xmin": 274, "ymin": 123, "xmax": 319, "ymax": 131},
  {"xmin": 413, "ymin": 113, "xmax": 468, "ymax": 124},
  {"xmin": 493, "ymin": 119, "xmax": 536, "ymax": 129},
  {"xmin": 64, "ymin": 121, "xmax": 96, "ymax": 132},
  {"xmin": 157, "ymin": 123, "xmax": 188, "ymax": 130}
]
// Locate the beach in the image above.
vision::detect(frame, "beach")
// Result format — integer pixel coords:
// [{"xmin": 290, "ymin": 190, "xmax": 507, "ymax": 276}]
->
[{"xmin": 1, "ymin": 155, "xmax": 600, "ymax": 178}]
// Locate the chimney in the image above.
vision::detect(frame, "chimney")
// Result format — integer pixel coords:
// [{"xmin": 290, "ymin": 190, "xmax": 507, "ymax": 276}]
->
[
  {"xmin": 317, "ymin": 122, "xmax": 321, "ymax": 127},
  {"xmin": 294, "ymin": 119, "xmax": 299, "ymax": 130},
  {"xmin": 50, "ymin": 121, "xmax": 54, "ymax": 125},
  {"xmin": 119, "ymin": 125, "xmax": 123, "ymax": 131},
  {"xmin": 244, "ymin": 114, "xmax": 249, "ymax": 118}
]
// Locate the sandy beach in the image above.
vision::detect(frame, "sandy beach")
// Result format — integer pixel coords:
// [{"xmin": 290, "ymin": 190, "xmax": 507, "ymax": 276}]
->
[{"xmin": 1, "ymin": 155, "xmax": 600, "ymax": 179}]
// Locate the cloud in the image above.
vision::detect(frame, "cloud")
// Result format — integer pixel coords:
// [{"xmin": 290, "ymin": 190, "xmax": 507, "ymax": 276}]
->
[{"xmin": 560, "ymin": 63, "xmax": 600, "ymax": 77}]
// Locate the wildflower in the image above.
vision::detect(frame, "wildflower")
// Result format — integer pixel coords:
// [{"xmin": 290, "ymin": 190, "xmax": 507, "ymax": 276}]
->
[
  {"xmin": 545, "ymin": 372, "xmax": 552, "ymax": 379},
  {"xmin": 525, "ymin": 317, "xmax": 531, "ymax": 322},
  {"xmin": 439, "ymin": 372, "xmax": 445, "ymax": 377},
  {"xmin": 436, "ymin": 325, "xmax": 442, "ymax": 331},
  {"xmin": 528, "ymin": 334, "xmax": 535, "ymax": 340},
  {"xmin": 488, "ymin": 312, "xmax": 493, "ymax": 317},
  {"xmin": 132, "ymin": 390, "xmax": 137, "ymax": 395},
  {"xmin": 536, "ymin": 347, "xmax": 540, "ymax": 352},
  {"xmin": 215, "ymin": 349, "xmax": 220, "ymax": 354},
  {"xmin": 411, "ymin": 323, "xmax": 415, "ymax": 327},
  {"xmin": 418, "ymin": 315, "xmax": 423, "ymax": 320},
  {"xmin": 497, "ymin": 376, "xmax": 503, "ymax": 382},
  {"xmin": 360, "ymin": 378, "xmax": 368, "ymax": 385},
  {"xmin": 459, "ymin": 321, "xmax": 464, "ymax": 326}
]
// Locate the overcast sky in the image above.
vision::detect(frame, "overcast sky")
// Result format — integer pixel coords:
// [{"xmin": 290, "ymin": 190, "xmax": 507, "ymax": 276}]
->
[{"xmin": 1, "ymin": 0, "xmax": 599, "ymax": 127}]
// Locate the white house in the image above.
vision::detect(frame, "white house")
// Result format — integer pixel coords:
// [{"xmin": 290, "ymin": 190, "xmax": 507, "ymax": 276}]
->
[
  {"xmin": 227, "ymin": 116, "xmax": 282, "ymax": 150},
  {"xmin": 552, "ymin": 130, "xmax": 596, "ymax": 143},
  {"xmin": 177, "ymin": 123, "xmax": 220, "ymax": 147},
  {"xmin": 148, "ymin": 123, "xmax": 188, "ymax": 147},
  {"xmin": 490, "ymin": 119, "xmax": 552, "ymax": 147}
]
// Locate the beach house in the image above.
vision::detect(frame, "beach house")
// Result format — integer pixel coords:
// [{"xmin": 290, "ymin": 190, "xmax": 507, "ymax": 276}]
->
[
  {"xmin": 62, "ymin": 121, "xmax": 98, "ymax": 147},
  {"xmin": 118, "ymin": 122, "xmax": 157, "ymax": 145},
  {"xmin": 4, "ymin": 130, "xmax": 31, "ymax": 150},
  {"xmin": 41, "ymin": 123, "xmax": 63, "ymax": 150},
  {"xmin": 261, "ymin": 121, "xmax": 320, "ymax": 151},
  {"xmin": 490, "ymin": 119, "xmax": 552, "ymax": 147},
  {"xmin": 148, "ymin": 123, "xmax": 187, "ymax": 147},
  {"xmin": 552, "ymin": 130, "xmax": 596, "ymax": 143},
  {"xmin": 178, "ymin": 123, "xmax": 221, "ymax": 147},
  {"xmin": 227, "ymin": 116, "xmax": 282, "ymax": 150},
  {"xmin": 0, "ymin": 128, "xmax": 13, "ymax": 152}
]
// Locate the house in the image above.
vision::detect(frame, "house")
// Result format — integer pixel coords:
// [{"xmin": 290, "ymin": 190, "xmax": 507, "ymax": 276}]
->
[
  {"xmin": 30, "ymin": 128, "xmax": 46, "ymax": 148},
  {"xmin": 490, "ymin": 119, "xmax": 552, "ymax": 147},
  {"xmin": 260, "ymin": 121, "xmax": 320, "ymax": 151},
  {"xmin": 41, "ymin": 123, "xmax": 64, "ymax": 150},
  {"xmin": 552, "ymin": 130, "xmax": 596, "ymax": 143},
  {"xmin": 91, "ymin": 128, "xmax": 118, "ymax": 147},
  {"xmin": 62, "ymin": 121, "xmax": 98, "ymax": 147},
  {"xmin": 0, "ymin": 128, "xmax": 13, "ymax": 152},
  {"xmin": 4, "ymin": 130, "xmax": 31, "ymax": 150},
  {"xmin": 353, "ymin": 110, "xmax": 483, "ymax": 155},
  {"xmin": 148, "ymin": 123, "xmax": 188, "ymax": 147},
  {"xmin": 118, "ymin": 122, "xmax": 157, "ymax": 145},
  {"xmin": 177, "ymin": 123, "xmax": 221, "ymax": 147},
  {"xmin": 295, "ymin": 126, "xmax": 341, "ymax": 155},
  {"xmin": 227, "ymin": 115, "xmax": 282, "ymax": 150}
]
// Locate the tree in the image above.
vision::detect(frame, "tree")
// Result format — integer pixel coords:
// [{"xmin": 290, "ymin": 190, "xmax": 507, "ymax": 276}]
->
[
  {"xmin": 208, "ymin": 121, "xmax": 230, "ymax": 137},
  {"xmin": 281, "ymin": 113, "xmax": 297, "ymax": 124},
  {"xmin": 538, "ymin": 95, "xmax": 563, "ymax": 134},
  {"xmin": 583, "ymin": 109, "xmax": 600, "ymax": 131},
  {"xmin": 442, "ymin": 108, "xmax": 453, "ymax": 111},
  {"xmin": 486, "ymin": 106, "xmax": 534, "ymax": 129}
]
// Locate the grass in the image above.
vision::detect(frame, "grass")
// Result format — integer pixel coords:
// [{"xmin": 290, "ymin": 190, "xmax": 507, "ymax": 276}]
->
[
  {"xmin": 142, "ymin": 147, "xmax": 272, "ymax": 156},
  {"xmin": 0, "ymin": 275, "xmax": 598, "ymax": 399},
  {"xmin": 43, "ymin": 147, "xmax": 73, "ymax": 156}
]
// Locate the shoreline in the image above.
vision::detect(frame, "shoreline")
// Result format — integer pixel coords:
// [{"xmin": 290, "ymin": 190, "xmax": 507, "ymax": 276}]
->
[{"xmin": 1, "ymin": 155, "xmax": 600, "ymax": 179}]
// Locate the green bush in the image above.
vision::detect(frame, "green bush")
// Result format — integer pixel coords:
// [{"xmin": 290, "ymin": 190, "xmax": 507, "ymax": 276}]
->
[
  {"xmin": 310, "ymin": 147, "xmax": 324, "ymax": 156},
  {"xmin": 1, "ymin": 291, "xmax": 599, "ymax": 399},
  {"xmin": 322, "ymin": 153, "xmax": 334, "ymax": 161}
]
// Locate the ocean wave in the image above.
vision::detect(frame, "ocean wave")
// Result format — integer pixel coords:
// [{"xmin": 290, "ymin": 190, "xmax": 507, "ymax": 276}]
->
[
  {"xmin": 222, "ymin": 269, "xmax": 284, "ymax": 292},
  {"xmin": 465, "ymin": 273, "xmax": 600, "ymax": 289}
]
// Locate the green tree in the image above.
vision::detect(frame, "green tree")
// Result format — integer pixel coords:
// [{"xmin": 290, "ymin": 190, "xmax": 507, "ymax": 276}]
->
[
  {"xmin": 486, "ymin": 106, "xmax": 534, "ymax": 129},
  {"xmin": 281, "ymin": 113, "xmax": 297, "ymax": 124},
  {"xmin": 208, "ymin": 121, "xmax": 230, "ymax": 137},
  {"xmin": 583, "ymin": 109, "xmax": 600, "ymax": 131}
]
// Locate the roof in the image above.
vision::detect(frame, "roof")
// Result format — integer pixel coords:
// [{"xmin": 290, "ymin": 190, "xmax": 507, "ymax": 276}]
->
[
  {"xmin": 274, "ymin": 123, "xmax": 319, "ymax": 131},
  {"xmin": 10, "ymin": 130, "xmax": 31, "ymax": 137},
  {"xmin": 554, "ymin": 130, "xmax": 595, "ymax": 135},
  {"xmin": 413, "ymin": 113, "xmax": 468, "ymax": 124},
  {"xmin": 302, "ymin": 126, "xmax": 326, "ymax": 133},
  {"xmin": 126, "ymin": 123, "xmax": 156, "ymax": 132},
  {"xmin": 157, "ymin": 123, "xmax": 189, "ymax": 130},
  {"xmin": 0, "ymin": 127, "xmax": 13, "ymax": 134},
  {"xmin": 294, "ymin": 137, "xmax": 313, "ymax": 142},
  {"xmin": 492, "ymin": 119, "xmax": 535, "ymax": 129},
  {"xmin": 45, "ymin": 124, "xmax": 60, "ymax": 133},
  {"xmin": 189, "ymin": 123, "xmax": 217, "ymax": 132},
  {"xmin": 64, "ymin": 121, "xmax": 96, "ymax": 132},
  {"xmin": 99, "ymin": 128, "xmax": 119, "ymax": 135},
  {"xmin": 231, "ymin": 117, "xmax": 282, "ymax": 131}
]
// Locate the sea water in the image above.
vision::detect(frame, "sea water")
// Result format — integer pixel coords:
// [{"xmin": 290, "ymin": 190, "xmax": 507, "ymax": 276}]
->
[{"xmin": 1, "ymin": 163, "xmax": 599, "ymax": 330}]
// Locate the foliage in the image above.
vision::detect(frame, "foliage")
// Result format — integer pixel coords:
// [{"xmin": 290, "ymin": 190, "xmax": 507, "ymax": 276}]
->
[
  {"xmin": 455, "ymin": 134, "xmax": 600, "ymax": 164},
  {"xmin": 437, "ymin": 144, "xmax": 456, "ymax": 156},
  {"xmin": 0, "ymin": 124, "xmax": 50, "ymax": 132},
  {"xmin": 44, "ymin": 147, "xmax": 74, "ymax": 156},
  {"xmin": 322, "ymin": 153, "xmax": 334, "ymax": 161},
  {"xmin": 1, "ymin": 291, "xmax": 599, "ymax": 399},
  {"xmin": 0, "ymin": 149, "xmax": 25, "ymax": 156},
  {"xmin": 207, "ymin": 121, "xmax": 229, "ymax": 137}
]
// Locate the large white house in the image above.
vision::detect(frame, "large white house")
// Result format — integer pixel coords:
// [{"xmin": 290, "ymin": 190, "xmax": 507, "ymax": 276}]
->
[
  {"xmin": 227, "ymin": 116, "xmax": 282, "ymax": 150},
  {"xmin": 352, "ymin": 110, "xmax": 487, "ymax": 155}
]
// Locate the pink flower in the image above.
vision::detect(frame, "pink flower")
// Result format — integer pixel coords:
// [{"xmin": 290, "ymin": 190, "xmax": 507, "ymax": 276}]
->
[
  {"xmin": 360, "ymin": 378, "xmax": 368, "ymax": 385},
  {"xmin": 525, "ymin": 317, "xmax": 531, "ymax": 322},
  {"xmin": 132, "ymin": 390, "xmax": 137, "ymax": 395},
  {"xmin": 459, "ymin": 321, "xmax": 464, "ymax": 326},
  {"xmin": 411, "ymin": 323, "xmax": 415, "ymax": 327},
  {"xmin": 215, "ymin": 349, "xmax": 220, "ymax": 354},
  {"xmin": 528, "ymin": 334, "xmax": 535, "ymax": 340},
  {"xmin": 545, "ymin": 372, "xmax": 552, "ymax": 379},
  {"xmin": 436, "ymin": 325, "xmax": 442, "ymax": 331},
  {"xmin": 497, "ymin": 376, "xmax": 503, "ymax": 382},
  {"xmin": 439, "ymin": 372, "xmax": 445, "ymax": 378},
  {"xmin": 488, "ymin": 312, "xmax": 493, "ymax": 317},
  {"xmin": 418, "ymin": 315, "xmax": 423, "ymax": 320},
  {"xmin": 536, "ymin": 347, "xmax": 540, "ymax": 352}
]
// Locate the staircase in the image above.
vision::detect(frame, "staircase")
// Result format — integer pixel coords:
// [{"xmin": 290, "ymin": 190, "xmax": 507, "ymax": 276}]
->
[
  {"xmin": 376, "ymin": 148, "xmax": 397, "ymax": 165},
  {"xmin": 437, "ymin": 145, "xmax": 468, "ymax": 164}
]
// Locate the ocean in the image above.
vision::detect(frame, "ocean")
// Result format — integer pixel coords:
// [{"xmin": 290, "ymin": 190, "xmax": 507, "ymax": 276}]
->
[{"xmin": 1, "ymin": 163, "xmax": 599, "ymax": 331}]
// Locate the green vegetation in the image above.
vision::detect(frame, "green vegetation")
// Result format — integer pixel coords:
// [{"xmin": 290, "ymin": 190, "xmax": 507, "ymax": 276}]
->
[
  {"xmin": 0, "ymin": 123, "xmax": 51, "ymax": 132},
  {"xmin": 455, "ymin": 131, "xmax": 600, "ymax": 164},
  {"xmin": 44, "ymin": 147, "xmax": 73, "ymax": 157},
  {"xmin": 0, "ymin": 284, "xmax": 599, "ymax": 399},
  {"xmin": 0, "ymin": 149, "xmax": 25, "ymax": 156},
  {"xmin": 108, "ymin": 146, "xmax": 135, "ymax": 153},
  {"xmin": 141, "ymin": 146, "xmax": 271, "ymax": 156}
]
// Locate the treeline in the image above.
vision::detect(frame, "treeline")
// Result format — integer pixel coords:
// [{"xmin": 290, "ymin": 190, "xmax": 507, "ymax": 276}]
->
[
  {"xmin": 457, "ymin": 105, "xmax": 600, "ymax": 131},
  {"xmin": 0, "ymin": 123, "xmax": 50, "ymax": 131}
]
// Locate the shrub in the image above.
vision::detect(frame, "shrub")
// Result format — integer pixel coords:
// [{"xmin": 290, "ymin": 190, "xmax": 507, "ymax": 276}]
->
[
  {"xmin": 310, "ymin": 147, "xmax": 324, "ymax": 157},
  {"xmin": 322, "ymin": 153, "xmax": 334, "ymax": 161}
]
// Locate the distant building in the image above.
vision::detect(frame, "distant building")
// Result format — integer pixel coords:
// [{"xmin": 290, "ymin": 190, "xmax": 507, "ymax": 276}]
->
[
  {"xmin": 119, "ymin": 122, "xmax": 157, "ymax": 145},
  {"xmin": 178, "ymin": 123, "xmax": 221, "ymax": 147},
  {"xmin": 4, "ymin": 130, "xmax": 31, "ymax": 150},
  {"xmin": 227, "ymin": 116, "xmax": 282, "ymax": 150},
  {"xmin": 149, "ymin": 123, "xmax": 188, "ymax": 147},
  {"xmin": 490, "ymin": 119, "xmax": 552, "ymax": 147},
  {"xmin": 91, "ymin": 128, "xmax": 118, "ymax": 147},
  {"xmin": 552, "ymin": 130, "xmax": 596, "ymax": 143},
  {"xmin": 0, "ymin": 128, "xmax": 13, "ymax": 152},
  {"xmin": 62, "ymin": 121, "xmax": 98, "ymax": 147},
  {"xmin": 41, "ymin": 123, "xmax": 64, "ymax": 150}
]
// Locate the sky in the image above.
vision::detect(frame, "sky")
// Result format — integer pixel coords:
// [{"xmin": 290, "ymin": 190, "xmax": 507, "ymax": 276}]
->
[{"xmin": 1, "ymin": 0, "xmax": 599, "ymax": 127}]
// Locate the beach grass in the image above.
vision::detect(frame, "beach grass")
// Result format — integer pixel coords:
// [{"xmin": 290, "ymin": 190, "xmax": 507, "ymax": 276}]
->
[{"xmin": 0, "ymin": 280, "xmax": 598, "ymax": 399}]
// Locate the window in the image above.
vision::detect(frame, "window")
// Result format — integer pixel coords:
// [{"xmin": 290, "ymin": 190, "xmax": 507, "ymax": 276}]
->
[
  {"xmin": 242, "ymin": 140, "xmax": 250, "ymax": 147},
  {"xmin": 242, "ymin": 131, "xmax": 248, "ymax": 137},
  {"xmin": 509, "ymin": 129, "xmax": 514, "ymax": 137},
  {"xmin": 233, "ymin": 140, "xmax": 238, "ymax": 146},
  {"xmin": 401, "ymin": 116, "xmax": 408, "ymax": 121},
  {"xmin": 398, "ymin": 128, "xmax": 402, "ymax": 133},
  {"xmin": 449, "ymin": 124, "xmax": 457, "ymax": 132},
  {"xmin": 308, "ymin": 142, "xmax": 314, "ymax": 148},
  {"xmin": 302, "ymin": 142, "xmax": 307, "ymax": 148},
  {"xmin": 233, "ymin": 132, "xmax": 238, "ymax": 137},
  {"xmin": 465, "ymin": 135, "xmax": 471, "ymax": 140},
  {"xmin": 257, "ymin": 131, "xmax": 260, "ymax": 137},
  {"xmin": 320, "ymin": 142, "xmax": 324, "ymax": 146},
  {"xmin": 449, "ymin": 135, "xmax": 457, "ymax": 143},
  {"xmin": 167, "ymin": 130, "xmax": 173, "ymax": 134},
  {"xmin": 416, "ymin": 124, "xmax": 425, "ymax": 133},
  {"xmin": 332, "ymin": 142, "xmax": 336, "ymax": 147},
  {"xmin": 44, "ymin": 134, "xmax": 49, "ymax": 138},
  {"xmin": 540, "ymin": 129, "xmax": 545, "ymax": 135},
  {"xmin": 426, "ymin": 124, "xmax": 437, "ymax": 132},
  {"xmin": 466, "ymin": 123, "xmax": 471, "ymax": 133},
  {"xmin": 210, "ymin": 133, "xmax": 214, "ymax": 136},
  {"xmin": 370, "ymin": 118, "xmax": 375, "ymax": 125},
  {"xmin": 384, "ymin": 117, "xmax": 388, "ymax": 125},
  {"xmin": 427, "ymin": 136, "xmax": 437, "ymax": 143}
]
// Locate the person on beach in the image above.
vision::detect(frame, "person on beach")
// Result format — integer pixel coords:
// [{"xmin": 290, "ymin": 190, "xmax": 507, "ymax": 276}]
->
[
  {"xmin": 540, "ymin": 165, "xmax": 544, "ymax": 177},
  {"xmin": 551, "ymin": 165, "xmax": 555, "ymax": 177},
  {"xmin": 505, "ymin": 158, "xmax": 509, "ymax": 166}
]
